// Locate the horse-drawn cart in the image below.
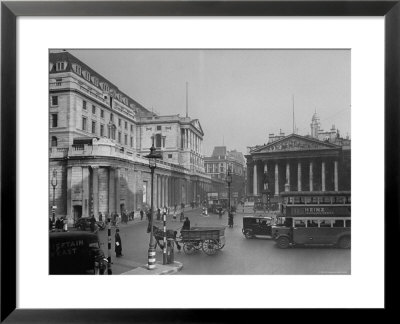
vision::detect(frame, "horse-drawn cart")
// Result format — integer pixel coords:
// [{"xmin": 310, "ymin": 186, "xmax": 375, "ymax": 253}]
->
[{"xmin": 179, "ymin": 226, "xmax": 226, "ymax": 255}]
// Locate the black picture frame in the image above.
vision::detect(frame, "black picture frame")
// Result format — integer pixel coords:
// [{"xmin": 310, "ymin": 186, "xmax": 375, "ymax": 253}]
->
[{"xmin": 1, "ymin": 0, "xmax": 398, "ymax": 322}]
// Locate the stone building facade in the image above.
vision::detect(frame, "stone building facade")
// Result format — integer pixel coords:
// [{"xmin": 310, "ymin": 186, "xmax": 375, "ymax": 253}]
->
[
  {"xmin": 204, "ymin": 146, "xmax": 247, "ymax": 205},
  {"xmin": 246, "ymin": 116, "xmax": 351, "ymax": 204},
  {"xmin": 49, "ymin": 51, "xmax": 212, "ymax": 224}
]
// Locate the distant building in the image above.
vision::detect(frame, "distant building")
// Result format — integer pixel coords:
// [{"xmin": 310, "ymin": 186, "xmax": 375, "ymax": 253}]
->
[
  {"xmin": 204, "ymin": 146, "xmax": 247, "ymax": 205},
  {"xmin": 246, "ymin": 114, "xmax": 351, "ymax": 205},
  {"xmin": 49, "ymin": 51, "xmax": 211, "ymax": 223}
]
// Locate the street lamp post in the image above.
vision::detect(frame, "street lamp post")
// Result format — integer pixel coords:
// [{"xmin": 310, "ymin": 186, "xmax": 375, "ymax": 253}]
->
[
  {"xmin": 145, "ymin": 142, "xmax": 162, "ymax": 270},
  {"xmin": 226, "ymin": 171, "xmax": 232, "ymax": 214},
  {"xmin": 51, "ymin": 169, "xmax": 58, "ymax": 223}
]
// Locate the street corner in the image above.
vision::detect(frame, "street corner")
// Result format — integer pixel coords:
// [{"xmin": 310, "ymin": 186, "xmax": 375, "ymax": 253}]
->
[
  {"xmin": 159, "ymin": 261, "xmax": 183, "ymax": 275},
  {"xmin": 120, "ymin": 261, "xmax": 183, "ymax": 275}
]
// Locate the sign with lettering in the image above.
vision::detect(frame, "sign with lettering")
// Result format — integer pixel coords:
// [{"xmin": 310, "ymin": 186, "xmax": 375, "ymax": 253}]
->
[{"xmin": 286, "ymin": 206, "xmax": 350, "ymax": 217}]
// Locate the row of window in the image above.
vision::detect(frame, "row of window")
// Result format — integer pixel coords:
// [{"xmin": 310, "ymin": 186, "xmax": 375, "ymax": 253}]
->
[
  {"xmin": 81, "ymin": 117, "xmax": 134, "ymax": 147},
  {"xmin": 293, "ymin": 219, "xmax": 351, "ymax": 228}
]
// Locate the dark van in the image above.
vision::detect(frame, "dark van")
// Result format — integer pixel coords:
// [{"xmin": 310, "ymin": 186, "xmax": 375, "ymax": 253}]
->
[
  {"xmin": 242, "ymin": 216, "xmax": 274, "ymax": 239},
  {"xmin": 49, "ymin": 231, "xmax": 106, "ymax": 275}
]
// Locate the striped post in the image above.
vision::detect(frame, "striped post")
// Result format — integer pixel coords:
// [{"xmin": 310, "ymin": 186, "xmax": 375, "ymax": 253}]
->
[
  {"xmin": 163, "ymin": 212, "xmax": 167, "ymax": 265},
  {"xmin": 107, "ymin": 217, "xmax": 112, "ymax": 275}
]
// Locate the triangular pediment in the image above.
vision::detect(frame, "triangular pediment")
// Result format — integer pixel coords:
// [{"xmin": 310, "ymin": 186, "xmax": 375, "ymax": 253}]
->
[
  {"xmin": 251, "ymin": 134, "xmax": 340, "ymax": 154},
  {"xmin": 191, "ymin": 119, "xmax": 204, "ymax": 136}
]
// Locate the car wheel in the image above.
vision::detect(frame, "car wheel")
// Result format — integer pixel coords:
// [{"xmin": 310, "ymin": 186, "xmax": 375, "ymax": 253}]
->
[
  {"xmin": 277, "ymin": 236, "xmax": 290, "ymax": 249},
  {"xmin": 244, "ymin": 230, "xmax": 253, "ymax": 239},
  {"xmin": 338, "ymin": 236, "xmax": 351, "ymax": 249}
]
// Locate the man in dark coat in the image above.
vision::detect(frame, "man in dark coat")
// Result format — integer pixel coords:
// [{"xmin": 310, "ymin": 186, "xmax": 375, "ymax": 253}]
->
[
  {"xmin": 140, "ymin": 209, "xmax": 144, "ymax": 221},
  {"xmin": 182, "ymin": 217, "xmax": 191, "ymax": 230},
  {"xmin": 115, "ymin": 228, "xmax": 123, "ymax": 257}
]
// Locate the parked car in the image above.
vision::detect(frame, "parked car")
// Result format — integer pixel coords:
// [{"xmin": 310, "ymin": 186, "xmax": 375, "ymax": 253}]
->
[
  {"xmin": 49, "ymin": 231, "xmax": 107, "ymax": 274},
  {"xmin": 242, "ymin": 215, "xmax": 274, "ymax": 239}
]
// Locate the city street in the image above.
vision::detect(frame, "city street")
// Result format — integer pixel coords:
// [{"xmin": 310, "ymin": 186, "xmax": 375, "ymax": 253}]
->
[{"xmin": 98, "ymin": 207, "xmax": 351, "ymax": 275}]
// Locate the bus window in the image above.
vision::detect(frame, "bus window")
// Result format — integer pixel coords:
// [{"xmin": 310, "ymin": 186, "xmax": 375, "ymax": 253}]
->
[
  {"xmin": 319, "ymin": 220, "xmax": 332, "ymax": 228},
  {"xmin": 307, "ymin": 220, "xmax": 318, "ymax": 227},
  {"xmin": 305, "ymin": 197, "xmax": 312, "ymax": 204},
  {"xmin": 322, "ymin": 196, "xmax": 331, "ymax": 204},
  {"xmin": 345, "ymin": 220, "xmax": 351, "ymax": 228},
  {"xmin": 332, "ymin": 220, "xmax": 344, "ymax": 228},
  {"xmin": 294, "ymin": 220, "xmax": 306, "ymax": 228}
]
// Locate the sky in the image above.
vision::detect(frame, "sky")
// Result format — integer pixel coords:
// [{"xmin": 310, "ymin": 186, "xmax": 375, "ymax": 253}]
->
[{"xmin": 68, "ymin": 49, "xmax": 351, "ymax": 156}]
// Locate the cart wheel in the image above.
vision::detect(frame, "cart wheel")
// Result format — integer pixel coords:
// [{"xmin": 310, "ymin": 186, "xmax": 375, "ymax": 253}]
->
[
  {"xmin": 193, "ymin": 241, "xmax": 202, "ymax": 250},
  {"xmin": 202, "ymin": 240, "xmax": 218, "ymax": 255},
  {"xmin": 183, "ymin": 243, "xmax": 195, "ymax": 255}
]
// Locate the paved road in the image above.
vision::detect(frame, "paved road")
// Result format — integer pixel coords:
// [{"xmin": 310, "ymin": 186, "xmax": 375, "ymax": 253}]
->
[{"xmin": 97, "ymin": 208, "xmax": 351, "ymax": 275}]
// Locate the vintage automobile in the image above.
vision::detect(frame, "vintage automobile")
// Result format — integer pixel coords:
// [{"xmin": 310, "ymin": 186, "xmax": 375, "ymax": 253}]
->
[
  {"xmin": 49, "ymin": 231, "xmax": 107, "ymax": 274},
  {"xmin": 242, "ymin": 215, "xmax": 274, "ymax": 239}
]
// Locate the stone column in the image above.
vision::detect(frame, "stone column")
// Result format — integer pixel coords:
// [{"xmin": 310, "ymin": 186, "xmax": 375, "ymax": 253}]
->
[
  {"xmin": 108, "ymin": 167, "xmax": 115, "ymax": 215},
  {"xmin": 92, "ymin": 166, "xmax": 99, "ymax": 219},
  {"xmin": 82, "ymin": 166, "xmax": 90, "ymax": 217},
  {"xmin": 334, "ymin": 160, "xmax": 339, "ymax": 191},
  {"xmin": 286, "ymin": 162, "xmax": 290, "ymax": 190},
  {"xmin": 321, "ymin": 161, "xmax": 326, "ymax": 192},
  {"xmin": 297, "ymin": 162, "xmax": 302, "ymax": 192},
  {"xmin": 309, "ymin": 162, "xmax": 313, "ymax": 192},
  {"xmin": 66, "ymin": 166, "xmax": 72, "ymax": 223},
  {"xmin": 115, "ymin": 167, "xmax": 121, "ymax": 214},
  {"xmin": 275, "ymin": 163, "xmax": 279, "ymax": 195},
  {"xmin": 253, "ymin": 163, "xmax": 258, "ymax": 196}
]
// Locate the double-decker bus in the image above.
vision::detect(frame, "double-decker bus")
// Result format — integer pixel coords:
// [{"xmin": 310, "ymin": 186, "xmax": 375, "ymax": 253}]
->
[{"xmin": 272, "ymin": 191, "xmax": 351, "ymax": 249}]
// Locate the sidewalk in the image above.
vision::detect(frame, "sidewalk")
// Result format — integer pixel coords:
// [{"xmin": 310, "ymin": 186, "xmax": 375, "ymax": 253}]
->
[{"xmin": 121, "ymin": 261, "xmax": 183, "ymax": 275}]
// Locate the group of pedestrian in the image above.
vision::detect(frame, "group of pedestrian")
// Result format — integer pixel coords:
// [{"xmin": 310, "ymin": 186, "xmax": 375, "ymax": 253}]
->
[{"xmin": 49, "ymin": 217, "xmax": 68, "ymax": 232}]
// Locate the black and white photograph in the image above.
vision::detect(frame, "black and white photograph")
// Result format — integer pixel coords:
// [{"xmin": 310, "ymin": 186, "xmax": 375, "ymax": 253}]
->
[{"xmin": 49, "ymin": 49, "xmax": 351, "ymax": 275}]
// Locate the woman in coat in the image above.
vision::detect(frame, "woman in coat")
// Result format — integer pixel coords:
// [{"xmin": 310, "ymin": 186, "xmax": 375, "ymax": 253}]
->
[
  {"xmin": 115, "ymin": 228, "xmax": 123, "ymax": 257},
  {"xmin": 182, "ymin": 217, "xmax": 191, "ymax": 230}
]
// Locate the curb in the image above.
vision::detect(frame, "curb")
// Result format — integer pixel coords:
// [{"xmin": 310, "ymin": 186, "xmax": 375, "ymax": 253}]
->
[
  {"xmin": 159, "ymin": 261, "xmax": 183, "ymax": 275},
  {"xmin": 120, "ymin": 261, "xmax": 183, "ymax": 275}
]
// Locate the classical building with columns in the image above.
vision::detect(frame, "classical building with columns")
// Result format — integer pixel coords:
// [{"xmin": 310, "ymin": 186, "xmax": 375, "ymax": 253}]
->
[
  {"xmin": 246, "ymin": 116, "xmax": 351, "ymax": 206},
  {"xmin": 49, "ymin": 51, "xmax": 212, "ymax": 224}
]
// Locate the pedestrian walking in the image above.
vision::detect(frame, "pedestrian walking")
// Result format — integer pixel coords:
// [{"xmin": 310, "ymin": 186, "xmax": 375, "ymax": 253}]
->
[
  {"xmin": 157, "ymin": 208, "xmax": 161, "ymax": 221},
  {"xmin": 98, "ymin": 212, "xmax": 103, "ymax": 222},
  {"xmin": 140, "ymin": 209, "xmax": 144, "ymax": 221},
  {"xmin": 228, "ymin": 213, "xmax": 234, "ymax": 228},
  {"xmin": 180, "ymin": 210, "xmax": 185, "ymax": 222},
  {"xmin": 115, "ymin": 228, "xmax": 123, "ymax": 257},
  {"xmin": 62, "ymin": 217, "xmax": 68, "ymax": 232},
  {"xmin": 90, "ymin": 214, "xmax": 96, "ymax": 232}
]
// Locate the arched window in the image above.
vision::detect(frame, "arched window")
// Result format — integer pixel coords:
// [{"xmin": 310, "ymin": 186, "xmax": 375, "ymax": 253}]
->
[
  {"xmin": 155, "ymin": 134, "xmax": 162, "ymax": 148},
  {"xmin": 51, "ymin": 136, "xmax": 58, "ymax": 147}
]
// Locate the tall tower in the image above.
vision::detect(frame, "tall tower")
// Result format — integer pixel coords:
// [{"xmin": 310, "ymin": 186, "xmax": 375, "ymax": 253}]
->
[{"xmin": 310, "ymin": 112, "xmax": 321, "ymax": 139}]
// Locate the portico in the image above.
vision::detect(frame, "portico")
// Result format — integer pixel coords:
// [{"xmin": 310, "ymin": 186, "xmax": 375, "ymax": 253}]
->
[{"xmin": 246, "ymin": 134, "xmax": 350, "ymax": 199}]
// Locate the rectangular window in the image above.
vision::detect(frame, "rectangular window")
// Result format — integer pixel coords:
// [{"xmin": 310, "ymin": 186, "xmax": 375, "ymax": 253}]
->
[
  {"xmin": 294, "ymin": 220, "xmax": 306, "ymax": 228},
  {"xmin": 92, "ymin": 121, "xmax": 96, "ymax": 134},
  {"xmin": 51, "ymin": 96, "xmax": 58, "ymax": 106},
  {"xmin": 168, "ymin": 154, "xmax": 173, "ymax": 159},
  {"xmin": 118, "ymin": 132, "xmax": 121, "ymax": 143},
  {"xmin": 307, "ymin": 220, "xmax": 318, "ymax": 228},
  {"xmin": 125, "ymin": 121, "xmax": 128, "ymax": 129},
  {"xmin": 100, "ymin": 109, "xmax": 104, "ymax": 118},
  {"xmin": 130, "ymin": 136, "xmax": 133, "ymax": 147},
  {"xmin": 100, "ymin": 124, "xmax": 104, "ymax": 137},
  {"xmin": 162, "ymin": 137, "xmax": 165, "ymax": 148},
  {"xmin": 332, "ymin": 220, "xmax": 344, "ymax": 228},
  {"xmin": 82, "ymin": 117, "xmax": 87, "ymax": 131},
  {"xmin": 118, "ymin": 118, "xmax": 121, "ymax": 127},
  {"xmin": 51, "ymin": 114, "xmax": 58, "ymax": 127},
  {"xmin": 345, "ymin": 220, "xmax": 351, "ymax": 228},
  {"xmin": 157, "ymin": 125, "xmax": 161, "ymax": 131},
  {"xmin": 92, "ymin": 105, "xmax": 96, "ymax": 114},
  {"xmin": 82, "ymin": 100, "xmax": 87, "ymax": 110},
  {"xmin": 124, "ymin": 134, "xmax": 127, "ymax": 145},
  {"xmin": 110, "ymin": 113, "xmax": 113, "ymax": 122},
  {"xmin": 130, "ymin": 124, "xmax": 133, "ymax": 132},
  {"xmin": 319, "ymin": 220, "xmax": 332, "ymax": 228}
]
